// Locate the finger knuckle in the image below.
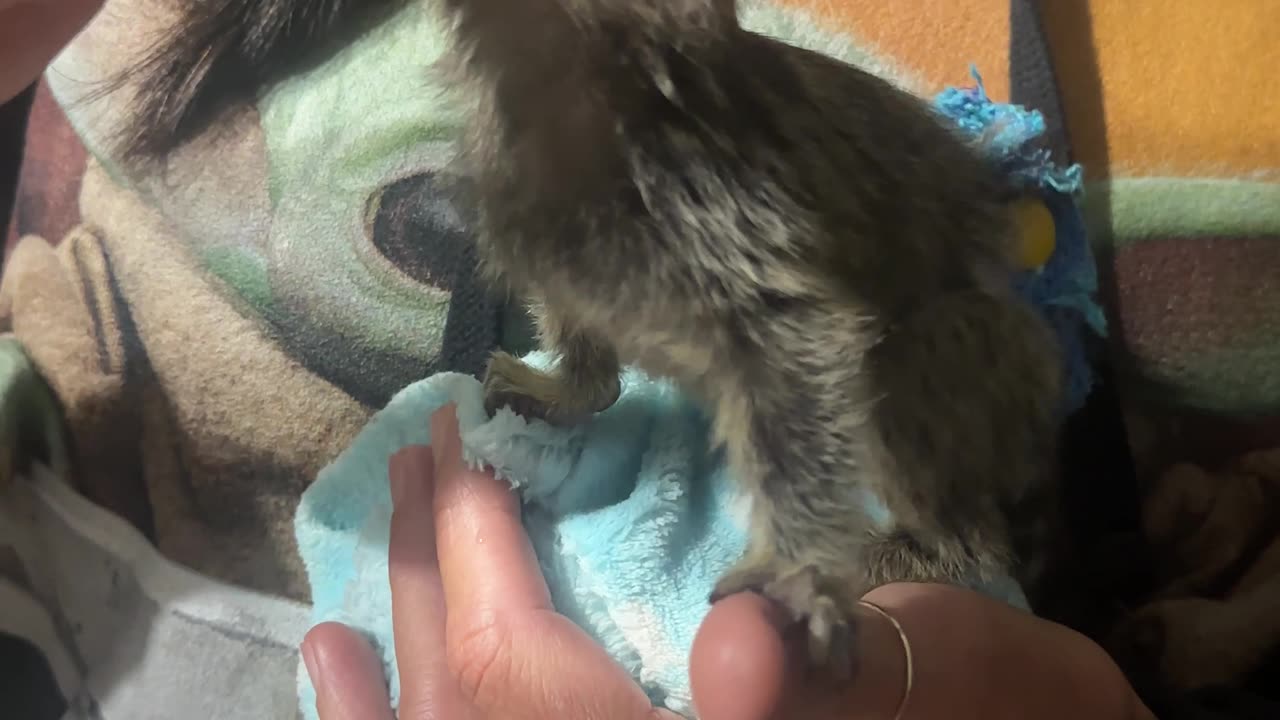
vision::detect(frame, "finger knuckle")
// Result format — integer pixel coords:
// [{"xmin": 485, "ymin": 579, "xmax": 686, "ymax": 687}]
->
[{"xmin": 448, "ymin": 616, "xmax": 516, "ymax": 706}]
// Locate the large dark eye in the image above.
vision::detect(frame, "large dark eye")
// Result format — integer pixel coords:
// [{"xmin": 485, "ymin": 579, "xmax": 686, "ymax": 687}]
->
[{"xmin": 365, "ymin": 171, "xmax": 474, "ymax": 291}]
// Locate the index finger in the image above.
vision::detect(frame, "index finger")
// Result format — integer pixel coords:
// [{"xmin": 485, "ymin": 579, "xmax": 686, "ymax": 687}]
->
[
  {"xmin": 429, "ymin": 402, "xmax": 670, "ymax": 720},
  {"xmin": 430, "ymin": 403, "xmax": 553, "ymax": 618}
]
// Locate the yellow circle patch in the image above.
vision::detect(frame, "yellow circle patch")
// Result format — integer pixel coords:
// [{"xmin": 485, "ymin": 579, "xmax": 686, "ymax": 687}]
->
[{"xmin": 1014, "ymin": 198, "xmax": 1056, "ymax": 270}]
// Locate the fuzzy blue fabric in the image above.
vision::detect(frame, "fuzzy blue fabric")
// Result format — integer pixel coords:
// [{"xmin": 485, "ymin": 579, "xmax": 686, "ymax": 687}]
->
[
  {"xmin": 294, "ymin": 70, "xmax": 1102, "ymax": 720},
  {"xmin": 293, "ymin": 358, "xmax": 1029, "ymax": 720}
]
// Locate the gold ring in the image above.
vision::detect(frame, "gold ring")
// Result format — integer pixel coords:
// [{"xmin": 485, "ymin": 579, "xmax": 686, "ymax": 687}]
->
[{"xmin": 858, "ymin": 600, "xmax": 914, "ymax": 720}]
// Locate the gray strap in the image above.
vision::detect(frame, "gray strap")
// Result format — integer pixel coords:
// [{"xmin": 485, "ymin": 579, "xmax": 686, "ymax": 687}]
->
[{"xmin": 1009, "ymin": 0, "xmax": 1073, "ymax": 163}]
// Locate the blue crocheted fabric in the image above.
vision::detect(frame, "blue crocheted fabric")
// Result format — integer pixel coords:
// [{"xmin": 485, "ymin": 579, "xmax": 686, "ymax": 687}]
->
[{"xmin": 935, "ymin": 67, "xmax": 1107, "ymax": 414}]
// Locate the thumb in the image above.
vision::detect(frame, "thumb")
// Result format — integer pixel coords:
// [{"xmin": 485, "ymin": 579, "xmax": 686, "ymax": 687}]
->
[
  {"xmin": 690, "ymin": 592, "xmax": 912, "ymax": 720},
  {"xmin": 693, "ymin": 583, "xmax": 1156, "ymax": 720},
  {"xmin": 852, "ymin": 583, "xmax": 1154, "ymax": 720}
]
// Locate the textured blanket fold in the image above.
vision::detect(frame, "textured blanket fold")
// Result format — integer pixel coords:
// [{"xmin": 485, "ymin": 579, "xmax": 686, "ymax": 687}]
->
[{"xmin": 296, "ymin": 357, "xmax": 743, "ymax": 716}]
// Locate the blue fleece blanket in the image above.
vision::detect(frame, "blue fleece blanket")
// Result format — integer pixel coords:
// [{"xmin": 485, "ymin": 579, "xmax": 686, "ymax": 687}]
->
[
  {"xmin": 294, "ymin": 76, "xmax": 1102, "ymax": 719},
  {"xmin": 294, "ymin": 358, "xmax": 1036, "ymax": 718}
]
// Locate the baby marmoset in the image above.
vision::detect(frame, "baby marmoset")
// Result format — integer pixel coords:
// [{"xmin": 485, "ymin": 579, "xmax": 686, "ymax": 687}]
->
[
  {"xmin": 444, "ymin": 0, "xmax": 1064, "ymax": 675},
  {"xmin": 114, "ymin": 0, "xmax": 1065, "ymax": 678}
]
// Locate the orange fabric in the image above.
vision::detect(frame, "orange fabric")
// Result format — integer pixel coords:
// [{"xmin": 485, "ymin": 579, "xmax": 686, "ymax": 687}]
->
[
  {"xmin": 1037, "ymin": 1, "xmax": 1277, "ymax": 180},
  {"xmin": 780, "ymin": 0, "xmax": 1014, "ymax": 99},
  {"xmin": 783, "ymin": 1, "xmax": 1279, "ymax": 182}
]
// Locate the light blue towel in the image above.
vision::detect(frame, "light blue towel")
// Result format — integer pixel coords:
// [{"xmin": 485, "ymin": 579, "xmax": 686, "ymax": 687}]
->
[{"xmin": 294, "ymin": 354, "xmax": 1029, "ymax": 719}]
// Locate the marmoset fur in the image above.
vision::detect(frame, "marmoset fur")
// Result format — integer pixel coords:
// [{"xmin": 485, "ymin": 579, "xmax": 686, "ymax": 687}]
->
[
  {"xmin": 443, "ymin": 0, "xmax": 1064, "ymax": 675},
  {"xmin": 116, "ymin": 0, "xmax": 1064, "ymax": 678}
]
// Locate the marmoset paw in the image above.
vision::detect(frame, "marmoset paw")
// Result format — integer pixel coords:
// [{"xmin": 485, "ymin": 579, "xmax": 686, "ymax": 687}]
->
[
  {"xmin": 481, "ymin": 351, "xmax": 595, "ymax": 426},
  {"xmin": 712, "ymin": 560, "xmax": 858, "ymax": 681}
]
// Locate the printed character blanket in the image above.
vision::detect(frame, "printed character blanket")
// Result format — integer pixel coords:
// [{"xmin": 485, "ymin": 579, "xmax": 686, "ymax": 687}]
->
[{"xmin": 1, "ymin": 0, "xmax": 1277, "ymax": 718}]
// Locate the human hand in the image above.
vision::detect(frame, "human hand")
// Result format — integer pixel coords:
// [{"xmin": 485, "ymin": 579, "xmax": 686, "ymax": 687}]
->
[
  {"xmin": 301, "ymin": 403, "xmax": 685, "ymax": 719},
  {"xmin": 0, "ymin": 0, "xmax": 103, "ymax": 104},
  {"xmin": 303, "ymin": 402, "xmax": 1155, "ymax": 720},
  {"xmin": 691, "ymin": 577, "xmax": 1159, "ymax": 720}
]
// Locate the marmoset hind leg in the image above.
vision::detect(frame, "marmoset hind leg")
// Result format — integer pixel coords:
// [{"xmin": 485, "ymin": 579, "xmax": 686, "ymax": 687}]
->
[
  {"xmin": 483, "ymin": 303, "xmax": 622, "ymax": 426},
  {"xmin": 710, "ymin": 291, "xmax": 1062, "ymax": 680}
]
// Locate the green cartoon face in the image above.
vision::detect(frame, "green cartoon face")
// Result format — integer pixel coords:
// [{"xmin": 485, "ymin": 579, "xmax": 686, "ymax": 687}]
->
[
  {"xmin": 225, "ymin": 4, "xmax": 493, "ymax": 406},
  {"xmin": 44, "ymin": 0, "xmax": 910, "ymax": 410},
  {"xmin": 50, "ymin": 3, "xmax": 519, "ymax": 408}
]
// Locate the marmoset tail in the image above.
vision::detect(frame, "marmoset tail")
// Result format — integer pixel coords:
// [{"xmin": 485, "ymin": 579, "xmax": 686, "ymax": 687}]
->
[{"xmin": 439, "ymin": 0, "xmax": 1065, "ymax": 676}]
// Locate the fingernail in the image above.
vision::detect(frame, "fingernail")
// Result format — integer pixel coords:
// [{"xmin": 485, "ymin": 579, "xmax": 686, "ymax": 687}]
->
[
  {"xmin": 389, "ymin": 447, "xmax": 431, "ymax": 506},
  {"xmin": 301, "ymin": 639, "xmax": 322, "ymax": 686},
  {"xmin": 429, "ymin": 404, "xmax": 457, "ymax": 474},
  {"xmin": 389, "ymin": 453, "xmax": 411, "ymax": 506}
]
